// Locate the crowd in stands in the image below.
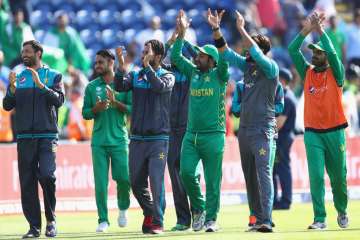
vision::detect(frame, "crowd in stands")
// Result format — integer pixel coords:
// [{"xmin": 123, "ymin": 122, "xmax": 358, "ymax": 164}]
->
[{"xmin": 1, "ymin": 0, "xmax": 360, "ymax": 142}]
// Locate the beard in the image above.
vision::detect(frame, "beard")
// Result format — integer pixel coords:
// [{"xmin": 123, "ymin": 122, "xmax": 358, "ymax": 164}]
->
[{"xmin": 22, "ymin": 56, "xmax": 36, "ymax": 67}]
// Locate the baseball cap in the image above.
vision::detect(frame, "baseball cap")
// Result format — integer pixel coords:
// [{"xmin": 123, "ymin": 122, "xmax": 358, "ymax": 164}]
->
[
  {"xmin": 308, "ymin": 41, "xmax": 325, "ymax": 52},
  {"xmin": 194, "ymin": 44, "xmax": 219, "ymax": 64}
]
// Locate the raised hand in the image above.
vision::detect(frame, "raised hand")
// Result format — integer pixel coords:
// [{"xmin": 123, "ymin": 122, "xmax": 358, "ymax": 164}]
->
[
  {"xmin": 235, "ymin": 10, "xmax": 245, "ymax": 32},
  {"xmin": 167, "ymin": 26, "xmax": 179, "ymax": 46},
  {"xmin": 177, "ymin": 9, "xmax": 190, "ymax": 34},
  {"xmin": 311, "ymin": 11, "xmax": 326, "ymax": 33},
  {"xmin": 115, "ymin": 46, "xmax": 126, "ymax": 72},
  {"xmin": 143, "ymin": 44, "xmax": 154, "ymax": 68},
  {"xmin": 27, "ymin": 67, "xmax": 44, "ymax": 89},
  {"xmin": 9, "ymin": 72, "xmax": 16, "ymax": 94},
  {"xmin": 207, "ymin": 8, "xmax": 225, "ymax": 29}
]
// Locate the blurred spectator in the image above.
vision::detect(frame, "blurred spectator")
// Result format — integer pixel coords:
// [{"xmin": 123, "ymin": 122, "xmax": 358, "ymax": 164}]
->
[
  {"xmin": 59, "ymin": 87, "xmax": 92, "ymax": 141},
  {"xmin": 256, "ymin": 0, "xmax": 285, "ymax": 35},
  {"xmin": 42, "ymin": 11, "xmax": 91, "ymax": 74},
  {"xmin": 314, "ymin": 0, "xmax": 337, "ymax": 17},
  {"xmin": 122, "ymin": 41, "xmax": 141, "ymax": 73},
  {"xmin": 0, "ymin": 80, "xmax": 13, "ymax": 142},
  {"xmin": 343, "ymin": 64, "xmax": 360, "ymax": 136},
  {"xmin": 135, "ymin": 16, "xmax": 165, "ymax": 47},
  {"xmin": 2, "ymin": 9, "xmax": 34, "ymax": 67},
  {"xmin": 281, "ymin": 0, "xmax": 307, "ymax": 46},
  {"xmin": 0, "ymin": 50, "xmax": 10, "ymax": 87},
  {"xmin": 0, "ymin": 0, "xmax": 10, "ymax": 48},
  {"xmin": 345, "ymin": 9, "xmax": 360, "ymax": 67},
  {"xmin": 8, "ymin": 0, "xmax": 31, "ymax": 24},
  {"xmin": 326, "ymin": 15, "xmax": 346, "ymax": 63}
]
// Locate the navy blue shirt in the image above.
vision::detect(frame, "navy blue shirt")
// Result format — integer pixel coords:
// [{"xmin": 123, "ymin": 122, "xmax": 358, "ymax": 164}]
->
[{"xmin": 278, "ymin": 88, "xmax": 297, "ymax": 140}]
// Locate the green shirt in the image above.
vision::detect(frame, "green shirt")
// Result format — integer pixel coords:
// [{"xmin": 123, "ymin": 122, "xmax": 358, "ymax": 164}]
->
[
  {"xmin": 288, "ymin": 32, "xmax": 344, "ymax": 86},
  {"xmin": 82, "ymin": 77, "xmax": 131, "ymax": 146},
  {"xmin": 171, "ymin": 39, "xmax": 229, "ymax": 133}
]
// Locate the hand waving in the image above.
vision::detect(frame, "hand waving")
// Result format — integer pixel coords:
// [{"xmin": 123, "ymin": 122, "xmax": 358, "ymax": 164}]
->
[{"xmin": 207, "ymin": 8, "xmax": 225, "ymax": 29}]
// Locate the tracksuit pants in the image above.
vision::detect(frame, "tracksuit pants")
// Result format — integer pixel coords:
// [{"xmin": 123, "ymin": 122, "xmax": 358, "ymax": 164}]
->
[
  {"xmin": 180, "ymin": 132, "xmax": 225, "ymax": 222},
  {"xmin": 273, "ymin": 136, "xmax": 294, "ymax": 208},
  {"xmin": 237, "ymin": 127, "xmax": 276, "ymax": 225},
  {"xmin": 91, "ymin": 144, "xmax": 130, "ymax": 224},
  {"xmin": 168, "ymin": 129, "xmax": 191, "ymax": 226},
  {"xmin": 17, "ymin": 138, "xmax": 57, "ymax": 230},
  {"xmin": 304, "ymin": 129, "xmax": 348, "ymax": 223},
  {"xmin": 129, "ymin": 139, "xmax": 168, "ymax": 227}
]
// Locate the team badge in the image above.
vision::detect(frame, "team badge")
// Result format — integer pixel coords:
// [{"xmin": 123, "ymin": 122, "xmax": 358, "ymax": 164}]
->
[
  {"xmin": 259, "ymin": 147, "xmax": 266, "ymax": 156},
  {"xmin": 159, "ymin": 152, "xmax": 165, "ymax": 160}
]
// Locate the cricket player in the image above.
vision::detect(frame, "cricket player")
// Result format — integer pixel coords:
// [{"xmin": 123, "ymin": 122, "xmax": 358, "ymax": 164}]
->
[
  {"xmin": 2, "ymin": 40, "xmax": 65, "ymax": 238},
  {"xmin": 208, "ymin": 9, "xmax": 279, "ymax": 232},
  {"xmin": 171, "ymin": 10, "xmax": 229, "ymax": 232},
  {"xmin": 82, "ymin": 49, "xmax": 131, "ymax": 232},
  {"xmin": 163, "ymin": 29, "xmax": 199, "ymax": 231},
  {"xmin": 114, "ymin": 40, "xmax": 175, "ymax": 234},
  {"xmin": 231, "ymin": 80, "xmax": 284, "ymax": 228},
  {"xmin": 288, "ymin": 12, "xmax": 348, "ymax": 230}
]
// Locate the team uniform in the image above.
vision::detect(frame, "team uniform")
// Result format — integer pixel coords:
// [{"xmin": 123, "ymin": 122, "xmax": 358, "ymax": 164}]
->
[
  {"xmin": 2, "ymin": 66, "xmax": 64, "ymax": 235},
  {"xmin": 221, "ymin": 45, "xmax": 279, "ymax": 229},
  {"xmin": 163, "ymin": 41, "xmax": 198, "ymax": 229},
  {"xmin": 114, "ymin": 65, "xmax": 175, "ymax": 231},
  {"xmin": 231, "ymin": 80, "xmax": 284, "ymax": 222},
  {"xmin": 273, "ymin": 85, "xmax": 297, "ymax": 209},
  {"xmin": 82, "ymin": 77, "xmax": 131, "ymax": 225},
  {"xmin": 171, "ymin": 38, "xmax": 229, "ymax": 227},
  {"xmin": 289, "ymin": 32, "xmax": 348, "ymax": 226}
]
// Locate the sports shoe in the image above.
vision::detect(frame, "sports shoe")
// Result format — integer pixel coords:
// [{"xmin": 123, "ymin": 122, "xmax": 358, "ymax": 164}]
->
[
  {"xmin": 204, "ymin": 220, "xmax": 219, "ymax": 232},
  {"xmin": 308, "ymin": 222, "xmax": 327, "ymax": 230},
  {"xmin": 245, "ymin": 223, "xmax": 261, "ymax": 232},
  {"xmin": 257, "ymin": 223, "xmax": 273, "ymax": 233},
  {"xmin": 248, "ymin": 215, "xmax": 257, "ymax": 227},
  {"xmin": 142, "ymin": 216, "xmax": 153, "ymax": 234},
  {"xmin": 118, "ymin": 210, "xmax": 127, "ymax": 227},
  {"xmin": 171, "ymin": 224, "xmax": 191, "ymax": 231},
  {"xmin": 192, "ymin": 211, "xmax": 205, "ymax": 231},
  {"xmin": 96, "ymin": 222, "xmax": 109, "ymax": 232},
  {"xmin": 150, "ymin": 224, "xmax": 164, "ymax": 234},
  {"xmin": 45, "ymin": 221, "xmax": 57, "ymax": 237},
  {"xmin": 337, "ymin": 213, "xmax": 349, "ymax": 228},
  {"xmin": 22, "ymin": 227, "xmax": 40, "ymax": 239}
]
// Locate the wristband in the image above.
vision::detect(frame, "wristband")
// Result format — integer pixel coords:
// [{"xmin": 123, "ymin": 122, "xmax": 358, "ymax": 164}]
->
[
  {"xmin": 212, "ymin": 27, "xmax": 220, "ymax": 32},
  {"xmin": 214, "ymin": 36, "xmax": 226, "ymax": 48}
]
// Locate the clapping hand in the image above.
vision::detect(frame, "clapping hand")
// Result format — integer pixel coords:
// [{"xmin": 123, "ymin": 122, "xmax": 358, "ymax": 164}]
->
[
  {"xmin": 27, "ymin": 67, "xmax": 45, "ymax": 89},
  {"xmin": 9, "ymin": 72, "xmax": 16, "ymax": 94}
]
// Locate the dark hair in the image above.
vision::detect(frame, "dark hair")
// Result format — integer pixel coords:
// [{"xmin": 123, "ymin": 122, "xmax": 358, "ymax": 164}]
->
[
  {"xmin": 145, "ymin": 39, "xmax": 165, "ymax": 58},
  {"xmin": 251, "ymin": 34, "xmax": 271, "ymax": 55},
  {"xmin": 23, "ymin": 40, "xmax": 43, "ymax": 58},
  {"xmin": 96, "ymin": 49, "xmax": 115, "ymax": 60}
]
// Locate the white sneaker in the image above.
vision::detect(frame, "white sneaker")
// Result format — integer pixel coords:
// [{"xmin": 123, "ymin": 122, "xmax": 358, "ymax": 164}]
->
[
  {"xmin": 192, "ymin": 211, "xmax": 205, "ymax": 231},
  {"xmin": 204, "ymin": 220, "xmax": 219, "ymax": 232},
  {"xmin": 96, "ymin": 222, "xmax": 109, "ymax": 232},
  {"xmin": 308, "ymin": 222, "xmax": 327, "ymax": 230},
  {"xmin": 118, "ymin": 210, "xmax": 128, "ymax": 227},
  {"xmin": 337, "ymin": 213, "xmax": 349, "ymax": 228}
]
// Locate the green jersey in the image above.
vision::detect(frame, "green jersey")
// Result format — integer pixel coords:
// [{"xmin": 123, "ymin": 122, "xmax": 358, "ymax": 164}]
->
[
  {"xmin": 171, "ymin": 39, "xmax": 229, "ymax": 133},
  {"xmin": 82, "ymin": 77, "xmax": 131, "ymax": 146}
]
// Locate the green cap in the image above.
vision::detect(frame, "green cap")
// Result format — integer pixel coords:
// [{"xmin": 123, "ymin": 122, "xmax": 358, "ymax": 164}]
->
[
  {"xmin": 308, "ymin": 41, "xmax": 325, "ymax": 52},
  {"xmin": 195, "ymin": 44, "xmax": 219, "ymax": 63}
]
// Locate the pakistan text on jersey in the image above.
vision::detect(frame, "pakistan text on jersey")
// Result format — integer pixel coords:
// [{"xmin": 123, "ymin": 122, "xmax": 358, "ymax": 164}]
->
[{"xmin": 190, "ymin": 88, "xmax": 214, "ymax": 97}]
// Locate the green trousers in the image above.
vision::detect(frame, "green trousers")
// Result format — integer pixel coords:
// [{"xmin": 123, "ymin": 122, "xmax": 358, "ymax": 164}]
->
[
  {"xmin": 304, "ymin": 129, "xmax": 348, "ymax": 223},
  {"xmin": 180, "ymin": 132, "xmax": 225, "ymax": 221},
  {"xmin": 92, "ymin": 145, "xmax": 130, "ymax": 224}
]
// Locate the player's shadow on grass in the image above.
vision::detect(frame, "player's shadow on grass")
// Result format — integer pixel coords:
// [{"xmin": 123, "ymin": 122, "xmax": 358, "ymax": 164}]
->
[{"xmin": 226, "ymin": 226, "xmax": 360, "ymax": 234}]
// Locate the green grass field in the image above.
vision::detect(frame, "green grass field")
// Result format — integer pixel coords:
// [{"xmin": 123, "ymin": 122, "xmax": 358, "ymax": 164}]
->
[{"xmin": 1, "ymin": 201, "xmax": 359, "ymax": 240}]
